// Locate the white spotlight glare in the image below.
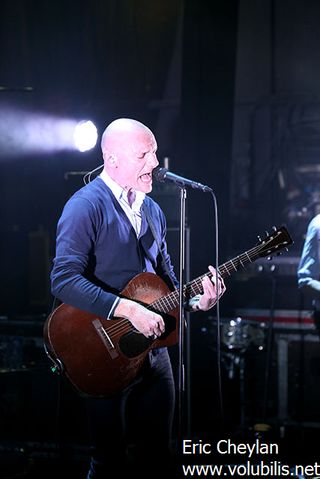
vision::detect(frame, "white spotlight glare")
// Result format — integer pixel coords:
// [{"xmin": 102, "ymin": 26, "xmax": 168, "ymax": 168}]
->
[{"xmin": 74, "ymin": 120, "xmax": 98, "ymax": 152}]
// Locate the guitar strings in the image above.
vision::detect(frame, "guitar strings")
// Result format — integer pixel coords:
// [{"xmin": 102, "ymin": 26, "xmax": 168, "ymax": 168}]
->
[{"xmin": 102, "ymin": 239, "xmax": 282, "ymax": 340}]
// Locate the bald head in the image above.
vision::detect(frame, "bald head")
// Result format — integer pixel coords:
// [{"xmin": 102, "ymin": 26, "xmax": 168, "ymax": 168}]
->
[
  {"xmin": 100, "ymin": 118, "xmax": 158, "ymax": 193},
  {"xmin": 101, "ymin": 118, "xmax": 154, "ymax": 155}
]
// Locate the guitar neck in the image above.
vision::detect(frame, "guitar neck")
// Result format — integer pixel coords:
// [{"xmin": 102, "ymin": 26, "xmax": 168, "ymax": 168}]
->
[
  {"xmin": 151, "ymin": 224, "xmax": 293, "ymax": 314},
  {"xmin": 151, "ymin": 243, "xmax": 262, "ymax": 314}
]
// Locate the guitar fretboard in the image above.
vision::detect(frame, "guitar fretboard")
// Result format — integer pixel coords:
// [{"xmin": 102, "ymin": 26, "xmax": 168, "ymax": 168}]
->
[
  {"xmin": 150, "ymin": 244, "xmax": 263, "ymax": 314},
  {"xmin": 150, "ymin": 226, "xmax": 291, "ymax": 314}
]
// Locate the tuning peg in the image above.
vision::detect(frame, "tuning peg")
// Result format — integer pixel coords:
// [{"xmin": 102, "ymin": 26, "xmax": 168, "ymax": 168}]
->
[
  {"xmin": 257, "ymin": 235, "xmax": 262, "ymax": 243},
  {"xmin": 272, "ymin": 226, "xmax": 277, "ymax": 232},
  {"xmin": 265, "ymin": 230, "xmax": 270, "ymax": 237}
]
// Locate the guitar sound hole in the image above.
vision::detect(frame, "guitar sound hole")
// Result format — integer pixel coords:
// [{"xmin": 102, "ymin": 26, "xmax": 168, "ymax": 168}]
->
[
  {"xmin": 119, "ymin": 332, "xmax": 152, "ymax": 358},
  {"xmin": 118, "ymin": 313, "xmax": 176, "ymax": 358}
]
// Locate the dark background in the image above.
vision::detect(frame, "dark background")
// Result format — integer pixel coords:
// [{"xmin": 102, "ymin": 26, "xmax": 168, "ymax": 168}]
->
[{"xmin": 1, "ymin": 0, "xmax": 320, "ymax": 477}]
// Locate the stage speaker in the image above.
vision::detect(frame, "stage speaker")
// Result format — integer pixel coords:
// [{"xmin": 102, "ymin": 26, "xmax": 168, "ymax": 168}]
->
[
  {"xmin": 240, "ymin": 330, "xmax": 320, "ymax": 427},
  {"xmin": 242, "ymin": 330, "xmax": 320, "ymax": 428}
]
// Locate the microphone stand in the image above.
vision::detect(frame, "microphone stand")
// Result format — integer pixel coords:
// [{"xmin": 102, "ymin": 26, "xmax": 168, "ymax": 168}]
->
[
  {"xmin": 152, "ymin": 167, "xmax": 212, "ymax": 444},
  {"xmin": 177, "ymin": 186, "xmax": 187, "ymax": 444}
]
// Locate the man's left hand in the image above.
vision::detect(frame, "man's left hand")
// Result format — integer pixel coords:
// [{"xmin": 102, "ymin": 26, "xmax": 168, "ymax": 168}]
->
[{"xmin": 196, "ymin": 265, "xmax": 226, "ymax": 311}]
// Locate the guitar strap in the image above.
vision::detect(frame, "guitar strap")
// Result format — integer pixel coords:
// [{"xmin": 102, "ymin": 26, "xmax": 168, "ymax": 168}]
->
[{"xmin": 142, "ymin": 201, "xmax": 177, "ymax": 291}]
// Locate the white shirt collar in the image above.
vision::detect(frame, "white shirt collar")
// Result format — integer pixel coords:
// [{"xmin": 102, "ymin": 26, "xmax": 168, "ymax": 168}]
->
[{"xmin": 99, "ymin": 169, "xmax": 145, "ymax": 211}]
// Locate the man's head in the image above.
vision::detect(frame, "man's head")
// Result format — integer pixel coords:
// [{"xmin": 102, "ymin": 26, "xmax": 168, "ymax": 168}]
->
[{"xmin": 101, "ymin": 118, "xmax": 159, "ymax": 193}]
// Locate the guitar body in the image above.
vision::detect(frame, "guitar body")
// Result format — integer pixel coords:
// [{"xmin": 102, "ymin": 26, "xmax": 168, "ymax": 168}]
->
[
  {"xmin": 44, "ymin": 272, "xmax": 179, "ymax": 397},
  {"xmin": 44, "ymin": 226, "xmax": 293, "ymax": 398}
]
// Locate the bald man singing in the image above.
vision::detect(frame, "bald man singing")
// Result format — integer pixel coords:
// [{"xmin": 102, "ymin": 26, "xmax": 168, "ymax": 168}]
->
[{"xmin": 50, "ymin": 118, "xmax": 225, "ymax": 478}]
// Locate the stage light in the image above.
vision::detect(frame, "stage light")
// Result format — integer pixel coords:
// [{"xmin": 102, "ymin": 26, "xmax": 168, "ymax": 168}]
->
[
  {"xmin": 73, "ymin": 120, "xmax": 98, "ymax": 152},
  {"xmin": 0, "ymin": 105, "xmax": 99, "ymax": 158}
]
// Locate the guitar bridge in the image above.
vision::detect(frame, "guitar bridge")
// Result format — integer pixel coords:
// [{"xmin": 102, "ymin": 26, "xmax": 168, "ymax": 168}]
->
[{"xmin": 92, "ymin": 319, "xmax": 119, "ymax": 359}]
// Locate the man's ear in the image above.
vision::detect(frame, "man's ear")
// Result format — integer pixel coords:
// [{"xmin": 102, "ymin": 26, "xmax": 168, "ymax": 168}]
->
[{"xmin": 103, "ymin": 150, "xmax": 117, "ymax": 166}]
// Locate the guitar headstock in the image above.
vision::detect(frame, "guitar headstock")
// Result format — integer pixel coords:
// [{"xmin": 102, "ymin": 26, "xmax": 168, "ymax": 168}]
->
[{"xmin": 256, "ymin": 226, "xmax": 293, "ymax": 259}]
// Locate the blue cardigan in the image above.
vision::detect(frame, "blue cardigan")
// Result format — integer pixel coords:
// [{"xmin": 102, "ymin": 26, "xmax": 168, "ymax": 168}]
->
[{"xmin": 51, "ymin": 177, "xmax": 178, "ymax": 318}]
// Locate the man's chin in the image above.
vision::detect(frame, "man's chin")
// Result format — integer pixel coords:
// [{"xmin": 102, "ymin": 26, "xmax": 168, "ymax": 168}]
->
[{"xmin": 136, "ymin": 181, "xmax": 153, "ymax": 193}]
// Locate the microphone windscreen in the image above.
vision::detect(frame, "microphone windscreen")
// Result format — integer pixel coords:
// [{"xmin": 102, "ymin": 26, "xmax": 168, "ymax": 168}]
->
[{"xmin": 152, "ymin": 167, "xmax": 167, "ymax": 182}]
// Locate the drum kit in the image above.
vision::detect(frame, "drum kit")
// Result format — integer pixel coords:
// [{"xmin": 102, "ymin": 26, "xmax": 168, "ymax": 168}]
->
[
  {"xmin": 205, "ymin": 315, "xmax": 269, "ymax": 431},
  {"xmin": 220, "ymin": 316, "xmax": 266, "ymax": 352},
  {"xmin": 205, "ymin": 315, "xmax": 267, "ymax": 385}
]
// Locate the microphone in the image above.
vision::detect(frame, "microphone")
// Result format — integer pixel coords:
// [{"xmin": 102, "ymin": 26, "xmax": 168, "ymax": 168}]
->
[{"xmin": 153, "ymin": 167, "xmax": 212, "ymax": 193}]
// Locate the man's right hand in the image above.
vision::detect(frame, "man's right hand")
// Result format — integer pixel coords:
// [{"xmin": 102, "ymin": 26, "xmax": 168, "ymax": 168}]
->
[{"xmin": 113, "ymin": 298, "xmax": 165, "ymax": 338}]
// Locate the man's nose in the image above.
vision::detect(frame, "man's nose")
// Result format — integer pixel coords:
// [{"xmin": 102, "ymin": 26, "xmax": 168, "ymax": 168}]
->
[{"xmin": 148, "ymin": 152, "xmax": 159, "ymax": 168}]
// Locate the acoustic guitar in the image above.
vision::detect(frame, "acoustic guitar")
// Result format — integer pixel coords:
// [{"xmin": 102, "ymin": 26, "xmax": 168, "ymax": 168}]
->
[{"xmin": 43, "ymin": 226, "xmax": 293, "ymax": 397}]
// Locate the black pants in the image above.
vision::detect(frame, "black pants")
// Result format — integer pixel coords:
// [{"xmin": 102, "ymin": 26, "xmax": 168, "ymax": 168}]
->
[{"xmin": 85, "ymin": 348, "xmax": 176, "ymax": 478}]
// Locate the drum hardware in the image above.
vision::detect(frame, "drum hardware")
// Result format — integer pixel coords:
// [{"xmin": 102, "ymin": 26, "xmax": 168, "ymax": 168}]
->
[
  {"xmin": 206, "ymin": 316, "xmax": 268, "ymax": 434},
  {"xmin": 221, "ymin": 317, "xmax": 266, "ymax": 351}
]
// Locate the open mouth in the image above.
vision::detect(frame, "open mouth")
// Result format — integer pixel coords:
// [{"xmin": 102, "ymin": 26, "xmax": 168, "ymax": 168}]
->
[{"xmin": 139, "ymin": 172, "xmax": 152, "ymax": 183}]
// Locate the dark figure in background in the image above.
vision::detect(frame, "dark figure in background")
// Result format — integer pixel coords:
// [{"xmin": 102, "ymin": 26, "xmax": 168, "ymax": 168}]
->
[
  {"xmin": 297, "ymin": 213, "xmax": 320, "ymax": 327},
  {"xmin": 50, "ymin": 118, "xmax": 226, "ymax": 478}
]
